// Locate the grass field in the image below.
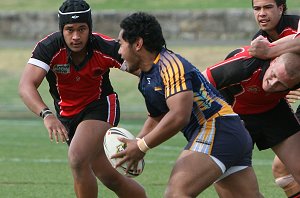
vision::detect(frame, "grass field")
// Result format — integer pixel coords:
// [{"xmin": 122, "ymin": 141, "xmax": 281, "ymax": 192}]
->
[
  {"xmin": 0, "ymin": 119, "xmax": 284, "ymax": 198},
  {"xmin": 1, "ymin": 0, "xmax": 300, "ymax": 11},
  {"xmin": 1, "ymin": 0, "xmax": 299, "ymax": 197},
  {"xmin": 1, "ymin": 45, "xmax": 298, "ymax": 197}
]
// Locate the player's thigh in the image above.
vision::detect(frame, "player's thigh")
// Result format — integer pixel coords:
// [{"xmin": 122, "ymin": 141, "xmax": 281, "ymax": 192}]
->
[
  {"xmin": 214, "ymin": 167, "xmax": 261, "ymax": 198},
  {"xmin": 68, "ymin": 120, "xmax": 111, "ymax": 165},
  {"xmin": 272, "ymin": 131, "xmax": 300, "ymax": 181},
  {"xmin": 167, "ymin": 150, "xmax": 222, "ymax": 196}
]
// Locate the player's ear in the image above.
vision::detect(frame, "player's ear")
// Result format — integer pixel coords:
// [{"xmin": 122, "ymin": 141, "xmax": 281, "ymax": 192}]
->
[{"xmin": 135, "ymin": 37, "xmax": 143, "ymax": 51}]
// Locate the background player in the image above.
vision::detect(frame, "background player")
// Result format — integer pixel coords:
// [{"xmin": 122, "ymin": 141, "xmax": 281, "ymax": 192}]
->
[{"xmin": 250, "ymin": 0, "xmax": 300, "ymax": 196}]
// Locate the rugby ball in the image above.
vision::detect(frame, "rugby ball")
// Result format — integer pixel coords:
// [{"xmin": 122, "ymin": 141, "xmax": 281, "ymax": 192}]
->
[{"xmin": 103, "ymin": 127, "xmax": 145, "ymax": 177}]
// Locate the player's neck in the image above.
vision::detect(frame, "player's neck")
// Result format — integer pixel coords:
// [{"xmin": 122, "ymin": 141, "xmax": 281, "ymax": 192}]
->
[
  {"xmin": 140, "ymin": 51, "xmax": 158, "ymax": 72},
  {"xmin": 70, "ymin": 48, "xmax": 88, "ymax": 66}
]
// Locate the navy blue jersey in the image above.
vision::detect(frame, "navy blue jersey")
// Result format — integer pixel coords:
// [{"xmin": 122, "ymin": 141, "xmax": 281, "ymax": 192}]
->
[{"xmin": 138, "ymin": 48, "xmax": 235, "ymax": 139}]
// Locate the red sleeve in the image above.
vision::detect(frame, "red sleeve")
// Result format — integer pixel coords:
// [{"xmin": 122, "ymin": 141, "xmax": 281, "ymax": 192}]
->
[{"xmin": 205, "ymin": 46, "xmax": 265, "ymax": 90}]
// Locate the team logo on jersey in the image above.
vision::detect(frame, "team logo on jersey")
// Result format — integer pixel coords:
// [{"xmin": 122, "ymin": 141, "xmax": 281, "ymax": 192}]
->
[
  {"xmin": 246, "ymin": 85, "xmax": 261, "ymax": 93},
  {"xmin": 53, "ymin": 64, "xmax": 70, "ymax": 74}
]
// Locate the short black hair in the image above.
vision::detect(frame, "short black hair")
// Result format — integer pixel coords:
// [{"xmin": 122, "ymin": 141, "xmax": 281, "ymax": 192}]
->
[
  {"xmin": 252, "ymin": 0, "xmax": 287, "ymax": 14},
  {"xmin": 120, "ymin": 12, "xmax": 166, "ymax": 53}
]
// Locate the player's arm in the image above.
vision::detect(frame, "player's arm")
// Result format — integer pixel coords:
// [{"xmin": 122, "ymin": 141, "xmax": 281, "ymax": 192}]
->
[
  {"xmin": 249, "ymin": 34, "xmax": 300, "ymax": 59},
  {"xmin": 19, "ymin": 63, "xmax": 69, "ymax": 143},
  {"xmin": 112, "ymin": 91, "xmax": 193, "ymax": 170},
  {"xmin": 142, "ymin": 91, "xmax": 193, "ymax": 149},
  {"xmin": 204, "ymin": 53, "xmax": 258, "ymax": 89},
  {"xmin": 19, "ymin": 63, "xmax": 49, "ymax": 116},
  {"xmin": 136, "ymin": 115, "xmax": 163, "ymax": 139}
]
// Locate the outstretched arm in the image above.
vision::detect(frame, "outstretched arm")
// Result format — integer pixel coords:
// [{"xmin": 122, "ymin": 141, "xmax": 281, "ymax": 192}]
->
[
  {"xmin": 19, "ymin": 63, "xmax": 69, "ymax": 143},
  {"xmin": 249, "ymin": 33, "xmax": 300, "ymax": 59}
]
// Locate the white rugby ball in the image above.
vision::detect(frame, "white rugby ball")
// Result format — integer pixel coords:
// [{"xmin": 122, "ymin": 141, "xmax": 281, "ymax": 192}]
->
[{"xmin": 103, "ymin": 127, "xmax": 145, "ymax": 177}]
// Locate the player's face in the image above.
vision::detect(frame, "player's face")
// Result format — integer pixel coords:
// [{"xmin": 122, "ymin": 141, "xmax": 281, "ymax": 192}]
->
[
  {"xmin": 117, "ymin": 29, "xmax": 140, "ymax": 73},
  {"xmin": 252, "ymin": 0, "xmax": 283, "ymax": 33},
  {"xmin": 263, "ymin": 57, "xmax": 291, "ymax": 92},
  {"xmin": 63, "ymin": 23, "xmax": 89, "ymax": 53}
]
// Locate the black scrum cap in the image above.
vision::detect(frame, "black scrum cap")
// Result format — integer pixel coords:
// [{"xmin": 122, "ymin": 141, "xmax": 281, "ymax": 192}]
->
[{"xmin": 58, "ymin": 0, "xmax": 92, "ymax": 32}]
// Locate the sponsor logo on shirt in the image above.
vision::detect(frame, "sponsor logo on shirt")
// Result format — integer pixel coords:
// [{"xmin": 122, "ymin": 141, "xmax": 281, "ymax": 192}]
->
[
  {"xmin": 246, "ymin": 85, "xmax": 261, "ymax": 93},
  {"xmin": 53, "ymin": 64, "xmax": 70, "ymax": 74}
]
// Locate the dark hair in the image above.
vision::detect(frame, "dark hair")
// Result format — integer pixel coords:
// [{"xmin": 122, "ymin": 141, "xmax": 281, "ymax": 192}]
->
[
  {"xmin": 252, "ymin": 0, "xmax": 287, "ymax": 14},
  {"xmin": 58, "ymin": 0, "xmax": 92, "ymax": 32},
  {"xmin": 120, "ymin": 12, "xmax": 166, "ymax": 53}
]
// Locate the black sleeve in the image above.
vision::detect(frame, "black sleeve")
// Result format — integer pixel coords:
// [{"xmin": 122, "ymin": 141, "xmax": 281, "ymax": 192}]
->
[{"xmin": 208, "ymin": 50, "xmax": 267, "ymax": 89}]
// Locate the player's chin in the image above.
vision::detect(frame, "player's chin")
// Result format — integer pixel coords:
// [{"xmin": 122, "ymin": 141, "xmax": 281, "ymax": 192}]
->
[
  {"xmin": 262, "ymin": 82, "xmax": 272, "ymax": 92},
  {"xmin": 70, "ymin": 46, "xmax": 84, "ymax": 52}
]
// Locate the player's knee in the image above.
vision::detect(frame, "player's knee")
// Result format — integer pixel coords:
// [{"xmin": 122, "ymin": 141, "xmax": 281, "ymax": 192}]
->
[
  {"xmin": 68, "ymin": 152, "xmax": 88, "ymax": 171},
  {"xmin": 164, "ymin": 185, "xmax": 195, "ymax": 198},
  {"xmin": 275, "ymin": 174, "xmax": 295, "ymax": 188}
]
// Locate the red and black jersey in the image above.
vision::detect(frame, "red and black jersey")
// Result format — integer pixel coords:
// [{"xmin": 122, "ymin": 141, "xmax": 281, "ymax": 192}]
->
[
  {"xmin": 204, "ymin": 46, "xmax": 289, "ymax": 115},
  {"xmin": 252, "ymin": 15, "xmax": 299, "ymax": 41},
  {"xmin": 28, "ymin": 32, "xmax": 123, "ymax": 117}
]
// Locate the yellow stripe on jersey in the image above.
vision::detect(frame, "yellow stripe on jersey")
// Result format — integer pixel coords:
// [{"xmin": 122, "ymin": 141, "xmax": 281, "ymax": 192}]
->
[
  {"xmin": 159, "ymin": 52, "xmax": 187, "ymax": 98},
  {"xmin": 214, "ymin": 99, "xmax": 235, "ymax": 116},
  {"xmin": 189, "ymin": 118, "xmax": 216, "ymax": 155}
]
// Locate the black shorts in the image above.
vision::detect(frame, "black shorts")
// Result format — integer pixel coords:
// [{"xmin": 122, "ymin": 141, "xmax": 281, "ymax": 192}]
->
[
  {"xmin": 239, "ymin": 99, "xmax": 300, "ymax": 150},
  {"xmin": 296, "ymin": 105, "xmax": 300, "ymax": 120},
  {"xmin": 58, "ymin": 93, "xmax": 120, "ymax": 144}
]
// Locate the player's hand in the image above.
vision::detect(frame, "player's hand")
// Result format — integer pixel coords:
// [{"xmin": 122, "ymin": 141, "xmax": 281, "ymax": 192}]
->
[
  {"xmin": 111, "ymin": 137, "xmax": 145, "ymax": 174},
  {"xmin": 43, "ymin": 115, "xmax": 69, "ymax": 143},
  {"xmin": 286, "ymin": 88, "xmax": 300, "ymax": 103},
  {"xmin": 249, "ymin": 35, "xmax": 271, "ymax": 59}
]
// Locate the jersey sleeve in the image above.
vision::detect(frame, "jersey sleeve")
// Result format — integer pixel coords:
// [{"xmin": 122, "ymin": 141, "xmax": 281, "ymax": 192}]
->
[
  {"xmin": 92, "ymin": 33, "xmax": 123, "ymax": 69},
  {"xmin": 205, "ymin": 47, "xmax": 266, "ymax": 89},
  {"xmin": 159, "ymin": 53, "xmax": 190, "ymax": 98},
  {"xmin": 28, "ymin": 32, "xmax": 63, "ymax": 72}
]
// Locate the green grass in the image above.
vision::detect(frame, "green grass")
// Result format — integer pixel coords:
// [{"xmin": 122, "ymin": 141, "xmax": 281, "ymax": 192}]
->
[
  {"xmin": 0, "ymin": 119, "xmax": 285, "ymax": 197},
  {"xmin": 1, "ymin": 0, "xmax": 300, "ymax": 11}
]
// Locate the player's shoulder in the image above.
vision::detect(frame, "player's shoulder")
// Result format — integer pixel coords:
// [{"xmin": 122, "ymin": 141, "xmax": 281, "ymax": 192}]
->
[
  {"xmin": 92, "ymin": 32, "xmax": 116, "ymax": 42},
  {"xmin": 281, "ymin": 15, "xmax": 300, "ymax": 28},
  {"xmin": 283, "ymin": 14, "xmax": 300, "ymax": 21},
  {"xmin": 91, "ymin": 32, "xmax": 119, "ymax": 51},
  {"xmin": 34, "ymin": 32, "xmax": 64, "ymax": 52}
]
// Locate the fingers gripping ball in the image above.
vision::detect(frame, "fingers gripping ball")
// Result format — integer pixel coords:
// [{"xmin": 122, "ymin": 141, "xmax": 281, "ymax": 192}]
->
[{"xmin": 103, "ymin": 127, "xmax": 145, "ymax": 177}]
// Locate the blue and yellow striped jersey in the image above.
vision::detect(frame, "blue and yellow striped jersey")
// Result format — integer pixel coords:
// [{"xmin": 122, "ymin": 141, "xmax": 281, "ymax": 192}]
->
[{"xmin": 138, "ymin": 48, "xmax": 234, "ymax": 138}]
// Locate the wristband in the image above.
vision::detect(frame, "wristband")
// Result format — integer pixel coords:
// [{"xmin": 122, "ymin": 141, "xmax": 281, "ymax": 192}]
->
[
  {"xmin": 137, "ymin": 137, "xmax": 150, "ymax": 153},
  {"xmin": 42, "ymin": 111, "xmax": 53, "ymax": 119},
  {"xmin": 40, "ymin": 107, "xmax": 53, "ymax": 119}
]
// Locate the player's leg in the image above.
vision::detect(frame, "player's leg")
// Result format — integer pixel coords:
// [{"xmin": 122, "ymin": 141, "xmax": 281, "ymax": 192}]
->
[
  {"xmin": 164, "ymin": 150, "xmax": 223, "ymax": 198},
  {"xmin": 272, "ymin": 155, "xmax": 300, "ymax": 198},
  {"xmin": 91, "ymin": 122, "xmax": 147, "ymax": 198},
  {"xmin": 272, "ymin": 132, "xmax": 300, "ymax": 198},
  {"xmin": 214, "ymin": 167, "xmax": 263, "ymax": 198},
  {"xmin": 212, "ymin": 116, "xmax": 262, "ymax": 198},
  {"xmin": 68, "ymin": 120, "xmax": 106, "ymax": 198}
]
